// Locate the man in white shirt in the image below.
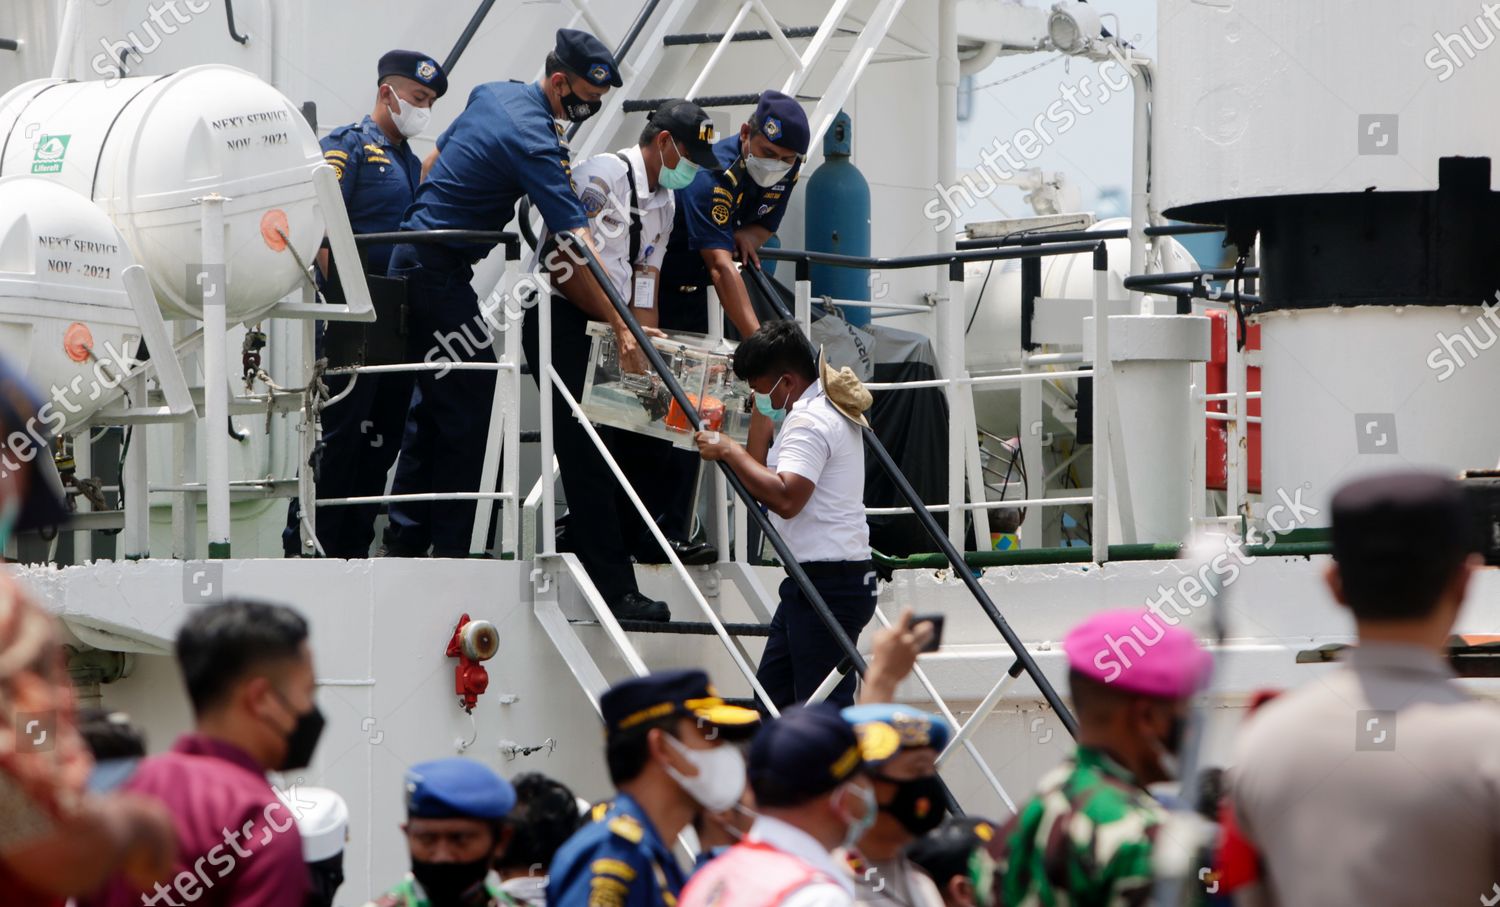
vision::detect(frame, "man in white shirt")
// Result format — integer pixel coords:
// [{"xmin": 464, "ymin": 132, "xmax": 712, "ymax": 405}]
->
[
  {"xmin": 695, "ymin": 320, "xmax": 876, "ymax": 707},
  {"xmin": 528, "ymin": 99, "xmax": 722, "ymax": 622},
  {"xmin": 681, "ymin": 702, "xmax": 877, "ymax": 907}
]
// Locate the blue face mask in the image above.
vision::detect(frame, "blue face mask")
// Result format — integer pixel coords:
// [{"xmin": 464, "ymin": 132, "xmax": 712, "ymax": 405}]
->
[
  {"xmin": 659, "ymin": 139, "xmax": 700, "ymax": 191},
  {"xmin": 754, "ymin": 375, "xmax": 786, "ymax": 422}
]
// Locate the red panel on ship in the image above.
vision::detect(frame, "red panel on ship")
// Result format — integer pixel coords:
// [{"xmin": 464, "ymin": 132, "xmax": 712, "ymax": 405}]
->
[{"xmin": 1206, "ymin": 309, "xmax": 1261, "ymax": 494}]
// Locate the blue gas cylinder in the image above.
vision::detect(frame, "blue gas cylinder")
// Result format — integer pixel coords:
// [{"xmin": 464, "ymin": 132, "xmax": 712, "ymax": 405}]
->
[{"xmin": 805, "ymin": 110, "xmax": 872, "ymax": 327}]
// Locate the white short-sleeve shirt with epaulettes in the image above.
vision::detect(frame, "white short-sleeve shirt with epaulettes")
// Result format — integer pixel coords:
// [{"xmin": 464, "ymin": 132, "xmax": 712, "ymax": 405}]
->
[
  {"xmin": 531, "ymin": 143, "xmax": 673, "ymax": 303},
  {"xmin": 766, "ymin": 380, "xmax": 870, "ymax": 563}
]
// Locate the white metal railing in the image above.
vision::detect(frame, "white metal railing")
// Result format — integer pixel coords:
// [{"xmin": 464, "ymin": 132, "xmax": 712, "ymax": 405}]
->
[
  {"xmin": 290, "ymin": 261, "xmax": 526, "ymax": 559},
  {"xmin": 773, "ymin": 249, "xmax": 1111, "ymax": 557}
]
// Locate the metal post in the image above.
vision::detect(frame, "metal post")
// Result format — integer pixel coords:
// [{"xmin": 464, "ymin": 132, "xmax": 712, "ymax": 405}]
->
[
  {"xmin": 73, "ymin": 430, "xmax": 92, "ymax": 562},
  {"xmin": 50, "ymin": 0, "xmax": 84, "ymax": 79},
  {"xmin": 1226, "ymin": 300, "xmax": 1243, "ymax": 521},
  {"xmin": 937, "ymin": 263, "xmax": 965, "ymax": 547},
  {"xmin": 171, "ymin": 324, "xmax": 200, "ymax": 559},
  {"xmin": 707, "ymin": 287, "xmax": 730, "ymax": 563},
  {"xmin": 199, "ymin": 196, "xmax": 232, "ymax": 559},
  {"xmin": 937, "ymin": 0, "xmax": 961, "ymax": 546},
  {"xmin": 298, "ymin": 313, "xmax": 321, "ymax": 556},
  {"xmin": 1128, "ymin": 58, "xmax": 1155, "ymax": 313},
  {"xmin": 1019, "ymin": 370, "xmax": 1043, "ymax": 549},
  {"xmin": 1091, "ymin": 244, "xmax": 1110, "ymax": 565},
  {"xmin": 469, "ymin": 261, "xmax": 513, "ymax": 556},
  {"xmin": 538, "ymin": 273, "xmax": 556, "ymax": 556},
  {"xmin": 123, "ymin": 374, "xmax": 149, "ymax": 559},
  {"xmin": 794, "ymin": 263, "xmax": 812, "ymax": 338},
  {"xmin": 501, "ymin": 266, "xmax": 522, "ymax": 558}
]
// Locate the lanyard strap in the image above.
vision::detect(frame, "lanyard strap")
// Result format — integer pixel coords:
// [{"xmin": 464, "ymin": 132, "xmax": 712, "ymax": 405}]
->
[{"xmin": 615, "ymin": 152, "xmax": 642, "ymax": 264}]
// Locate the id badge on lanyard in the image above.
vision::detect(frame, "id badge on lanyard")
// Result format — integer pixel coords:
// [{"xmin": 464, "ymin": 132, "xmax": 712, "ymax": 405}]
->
[{"xmin": 632, "ymin": 264, "xmax": 658, "ymax": 310}]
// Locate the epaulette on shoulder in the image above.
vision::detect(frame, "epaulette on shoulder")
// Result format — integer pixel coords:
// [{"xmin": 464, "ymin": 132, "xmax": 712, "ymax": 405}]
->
[{"xmin": 607, "ymin": 814, "xmax": 644, "ymax": 844}]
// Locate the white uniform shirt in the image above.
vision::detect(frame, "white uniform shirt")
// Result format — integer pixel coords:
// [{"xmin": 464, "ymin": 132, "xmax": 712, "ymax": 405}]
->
[
  {"xmin": 747, "ymin": 815, "xmax": 855, "ymax": 907},
  {"xmin": 537, "ymin": 143, "xmax": 673, "ymax": 303},
  {"xmin": 766, "ymin": 380, "xmax": 871, "ymax": 563}
]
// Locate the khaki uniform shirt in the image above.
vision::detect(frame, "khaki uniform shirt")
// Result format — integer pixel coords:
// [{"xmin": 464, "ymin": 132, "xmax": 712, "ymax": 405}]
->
[{"xmin": 1232, "ymin": 642, "xmax": 1500, "ymax": 906}]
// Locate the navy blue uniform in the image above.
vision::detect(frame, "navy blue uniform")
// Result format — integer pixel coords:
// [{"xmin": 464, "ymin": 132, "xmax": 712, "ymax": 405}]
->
[
  {"xmin": 659, "ymin": 135, "xmax": 800, "ymax": 335},
  {"xmin": 383, "ymin": 81, "xmax": 588, "ymax": 556},
  {"xmin": 284, "ymin": 116, "xmax": 422, "ymax": 557},
  {"xmin": 548, "ymin": 793, "xmax": 685, "ymax": 907},
  {"xmin": 653, "ymin": 136, "xmax": 801, "ymax": 539},
  {"xmin": 326, "ymin": 116, "xmax": 422, "ymax": 274}
]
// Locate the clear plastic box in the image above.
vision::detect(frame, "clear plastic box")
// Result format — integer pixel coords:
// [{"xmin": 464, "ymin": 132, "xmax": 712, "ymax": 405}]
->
[{"xmin": 580, "ymin": 323, "xmax": 753, "ymax": 449}]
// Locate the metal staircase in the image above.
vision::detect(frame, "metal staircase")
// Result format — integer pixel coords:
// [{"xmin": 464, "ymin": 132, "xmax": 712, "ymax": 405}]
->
[
  {"xmin": 516, "ymin": 0, "xmax": 1087, "ymax": 820},
  {"xmin": 567, "ymin": 0, "xmax": 912, "ymax": 162}
]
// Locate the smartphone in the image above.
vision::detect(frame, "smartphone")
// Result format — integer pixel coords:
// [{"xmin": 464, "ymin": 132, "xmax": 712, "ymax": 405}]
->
[{"xmin": 912, "ymin": 613, "xmax": 945, "ymax": 652}]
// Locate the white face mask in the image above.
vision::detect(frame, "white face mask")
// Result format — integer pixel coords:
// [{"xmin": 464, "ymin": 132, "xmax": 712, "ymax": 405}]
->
[
  {"xmin": 663, "ymin": 733, "xmax": 747, "ymax": 813},
  {"xmin": 388, "ymin": 90, "xmax": 431, "ymax": 139},
  {"xmin": 833, "ymin": 781, "xmax": 878, "ymax": 849},
  {"xmin": 744, "ymin": 152, "xmax": 793, "ymax": 188}
]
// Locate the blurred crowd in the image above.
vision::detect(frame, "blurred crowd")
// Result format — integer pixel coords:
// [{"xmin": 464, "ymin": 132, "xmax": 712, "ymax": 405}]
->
[{"xmin": 0, "ymin": 309, "xmax": 1491, "ymax": 907}]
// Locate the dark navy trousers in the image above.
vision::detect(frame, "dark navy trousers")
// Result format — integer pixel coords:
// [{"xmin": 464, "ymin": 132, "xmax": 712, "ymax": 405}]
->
[
  {"xmin": 382, "ymin": 244, "xmax": 498, "ymax": 557},
  {"xmin": 521, "ymin": 293, "xmax": 678, "ymax": 603},
  {"xmin": 758, "ymin": 561, "xmax": 878, "ymax": 710}
]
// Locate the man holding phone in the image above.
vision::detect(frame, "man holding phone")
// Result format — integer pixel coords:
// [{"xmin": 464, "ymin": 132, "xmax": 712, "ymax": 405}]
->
[{"xmin": 695, "ymin": 320, "xmax": 876, "ymax": 709}]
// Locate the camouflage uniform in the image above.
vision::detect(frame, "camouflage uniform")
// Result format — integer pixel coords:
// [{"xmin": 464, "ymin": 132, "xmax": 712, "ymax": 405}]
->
[
  {"xmin": 996, "ymin": 745, "xmax": 1164, "ymax": 907},
  {"xmin": 364, "ymin": 873, "xmax": 517, "ymax": 907}
]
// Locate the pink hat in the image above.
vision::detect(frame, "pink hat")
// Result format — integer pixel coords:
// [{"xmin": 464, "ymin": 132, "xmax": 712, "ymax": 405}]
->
[{"xmin": 1063, "ymin": 608, "xmax": 1211, "ymax": 699}]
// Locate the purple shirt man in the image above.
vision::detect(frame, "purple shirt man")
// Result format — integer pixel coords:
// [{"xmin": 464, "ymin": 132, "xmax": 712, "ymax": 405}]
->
[
  {"xmin": 86, "ymin": 735, "xmax": 307, "ymax": 907},
  {"xmin": 83, "ymin": 600, "xmax": 323, "ymax": 907}
]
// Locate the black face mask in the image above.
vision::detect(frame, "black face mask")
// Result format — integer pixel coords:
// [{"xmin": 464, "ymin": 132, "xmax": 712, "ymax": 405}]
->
[
  {"xmin": 272, "ymin": 690, "xmax": 325, "ymax": 772},
  {"xmin": 305, "ymin": 854, "xmax": 344, "ymax": 907},
  {"xmin": 1163, "ymin": 712, "xmax": 1187, "ymax": 756},
  {"xmin": 556, "ymin": 77, "xmax": 601, "ymax": 123},
  {"xmin": 411, "ymin": 857, "xmax": 493, "ymax": 906},
  {"xmin": 876, "ymin": 774, "xmax": 948, "ymax": 837}
]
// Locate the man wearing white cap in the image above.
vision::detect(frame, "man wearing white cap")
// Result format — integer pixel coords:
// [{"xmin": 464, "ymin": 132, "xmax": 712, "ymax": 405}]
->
[
  {"xmin": 695, "ymin": 319, "xmax": 876, "ymax": 709},
  {"xmin": 279, "ymin": 786, "xmax": 349, "ymax": 907}
]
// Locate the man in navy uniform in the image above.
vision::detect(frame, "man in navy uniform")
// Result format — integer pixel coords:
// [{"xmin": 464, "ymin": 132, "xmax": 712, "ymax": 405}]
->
[
  {"xmin": 283, "ymin": 50, "xmax": 445, "ymax": 558},
  {"xmin": 367, "ymin": 757, "xmax": 518, "ymax": 907},
  {"xmin": 654, "ymin": 90, "xmax": 810, "ymax": 547},
  {"xmin": 660, "ymin": 90, "xmax": 809, "ymax": 338},
  {"xmin": 547, "ymin": 670, "xmax": 760, "ymax": 906},
  {"xmin": 380, "ymin": 29, "xmax": 630, "ymax": 559}
]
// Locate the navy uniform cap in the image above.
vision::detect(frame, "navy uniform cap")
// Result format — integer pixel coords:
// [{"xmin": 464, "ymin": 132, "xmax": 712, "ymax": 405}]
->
[
  {"xmin": 0, "ymin": 355, "xmax": 69, "ymax": 531},
  {"xmin": 752, "ymin": 90, "xmax": 810, "ymax": 155},
  {"xmin": 748, "ymin": 703, "xmax": 869, "ymax": 807},
  {"xmin": 1332, "ymin": 470, "xmax": 1474, "ymax": 566},
  {"xmin": 378, "ymin": 50, "xmax": 448, "ymax": 99},
  {"xmin": 841, "ymin": 703, "xmax": 952, "ymax": 771},
  {"xmin": 406, "ymin": 758, "xmax": 515, "ymax": 819},
  {"xmin": 600, "ymin": 669, "xmax": 760, "ymax": 741},
  {"xmin": 555, "ymin": 29, "xmax": 622, "ymax": 88}
]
